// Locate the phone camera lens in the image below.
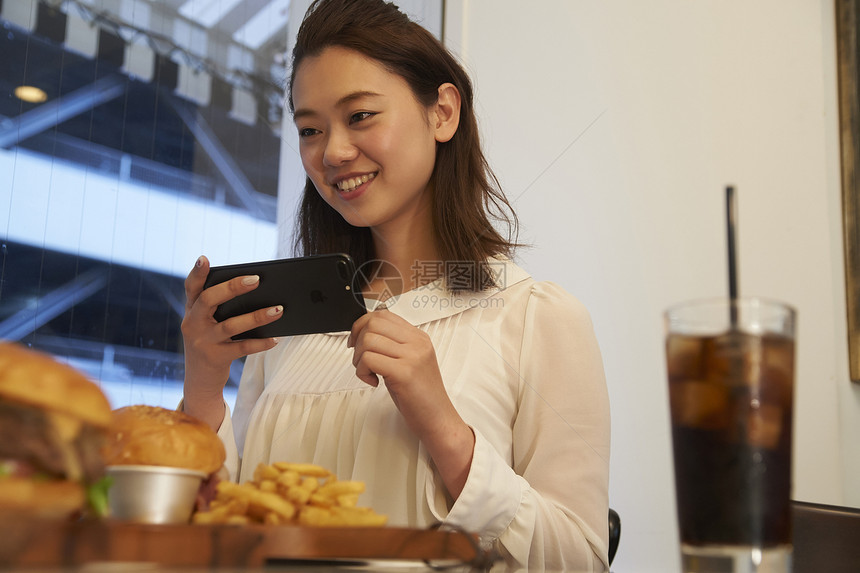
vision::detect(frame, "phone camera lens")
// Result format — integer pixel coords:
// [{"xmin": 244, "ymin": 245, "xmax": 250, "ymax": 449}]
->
[{"xmin": 337, "ymin": 260, "xmax": 349, "ymax": 280}]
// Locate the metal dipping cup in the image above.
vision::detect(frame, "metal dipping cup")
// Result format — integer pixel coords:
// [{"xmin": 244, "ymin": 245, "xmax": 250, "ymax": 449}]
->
[{"xmin": 107, "ymin": 465, "xmax": 205, "ymax": 524}]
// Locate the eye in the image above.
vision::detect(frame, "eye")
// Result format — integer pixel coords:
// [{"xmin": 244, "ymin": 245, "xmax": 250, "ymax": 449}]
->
[
  {"xmin": 298, "ymin": 127, "xmax": 319, "ymax": 138},
  {"xmin": 349, "ymin": 111, "xmax": 376, "ymax": 124}
]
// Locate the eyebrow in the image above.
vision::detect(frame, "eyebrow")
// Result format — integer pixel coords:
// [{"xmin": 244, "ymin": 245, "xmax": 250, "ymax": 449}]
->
[{"xmin": 293, "ymin": 90, "xmax": 383, "ymax": 120}]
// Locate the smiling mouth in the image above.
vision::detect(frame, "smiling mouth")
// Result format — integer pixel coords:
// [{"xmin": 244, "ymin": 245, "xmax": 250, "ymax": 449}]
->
[{"xmin": 336, "ymin": 172, "xmax": 376, "ymax": 192}]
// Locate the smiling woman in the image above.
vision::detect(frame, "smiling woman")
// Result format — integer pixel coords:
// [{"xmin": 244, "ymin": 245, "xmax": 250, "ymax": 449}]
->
[{"xmin": 180, "ymin": 1, "xmax": 612, "ymax": 571}]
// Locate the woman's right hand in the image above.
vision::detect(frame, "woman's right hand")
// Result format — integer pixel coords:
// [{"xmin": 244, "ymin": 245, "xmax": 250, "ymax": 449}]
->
[{"xmin": 181, "ymin": 255, "xmax": 281, "ymax": 430}]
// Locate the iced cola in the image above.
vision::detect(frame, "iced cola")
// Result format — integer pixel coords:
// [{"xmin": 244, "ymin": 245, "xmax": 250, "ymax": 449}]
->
[{"xmin": 667, "ymin": 328, "xmax": 795, "ymax": 549}]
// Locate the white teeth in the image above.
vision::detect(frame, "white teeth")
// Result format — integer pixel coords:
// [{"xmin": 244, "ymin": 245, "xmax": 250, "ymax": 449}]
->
[{"xmin": 337, "ymin": 172, "xmax": 376, "ymax": 192}]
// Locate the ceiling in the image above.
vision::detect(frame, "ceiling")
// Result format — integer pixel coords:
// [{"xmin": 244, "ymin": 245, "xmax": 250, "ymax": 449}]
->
[{"xmin": 161, "ymin": 0, "xmax": 291, "ymax": 50}]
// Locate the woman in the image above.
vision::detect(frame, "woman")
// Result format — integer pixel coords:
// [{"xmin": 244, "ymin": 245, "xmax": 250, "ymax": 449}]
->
[{"xmin": 181, "ymin": 0, "xmax": 610, "ymax": 570}]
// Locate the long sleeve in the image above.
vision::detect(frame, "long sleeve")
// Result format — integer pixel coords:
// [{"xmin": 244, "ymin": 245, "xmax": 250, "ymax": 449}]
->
[
  {"xmin": 218, "ymin": 351, "xmax": 267, "ymax": 481},
  {"xmin": 441, "ymin": 282, "xmax": 611, "ymax": 571},
  {"xmin": 216, "ymin": 402, "xmax": 239, "ymax": 481}
]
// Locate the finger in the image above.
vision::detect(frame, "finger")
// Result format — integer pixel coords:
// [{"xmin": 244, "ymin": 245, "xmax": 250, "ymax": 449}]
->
[
  {"xmin": 354, "ymin": 351, "xmax": 400, "ymax": 387},
  {"xmin": 371, "ymin": 307, "xmax": 411, "ymax": 326},
  {"xmin": 184, "ymin": 255, "xmax": 210, "ymax": 312},
  {"xmin": 351, "ymin": 330, "xmax": 401, "ymax": 367},
  {"xmin": 199, "ymin": 336, "xmax": 279, "ymax": 368},
  {"xmin": 348, "ymin": 310, "xmax": 411, "ymax": 347},
  {"xmin": 196, "ymin": 274, "xmax": 263, "ymax": 315},
  {"xmin": 230, "ymin": 336, "xmax": 279, "ymax": 358},
  {"xmin": 348, "ymin": 312, "xmax": 372, "ymax": 347},
  {"xmin": 218, "ymin": 305, "xmax": 284, "ymax": 339},
  {"xmin": 356, "ymin": 371, "xmax": 380, "ymax": 387},
  {"xmin": 348, "ymin": 308, "xmax": 396, "ymax": 346},
  {"xmin": 354, "ymin": 352, "xmax": 382, "ymax": 387}
]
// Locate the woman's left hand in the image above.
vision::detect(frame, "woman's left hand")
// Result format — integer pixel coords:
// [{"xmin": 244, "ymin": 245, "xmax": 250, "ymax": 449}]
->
[{"xmin": 348, "ymin": 309, "xmax": 475, "ymax": 498}]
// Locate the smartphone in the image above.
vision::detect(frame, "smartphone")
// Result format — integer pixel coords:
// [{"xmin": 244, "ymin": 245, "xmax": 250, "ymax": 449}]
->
[{"xmin": 203, "ymin": 254, "xmax": 367, "ymax": 339}]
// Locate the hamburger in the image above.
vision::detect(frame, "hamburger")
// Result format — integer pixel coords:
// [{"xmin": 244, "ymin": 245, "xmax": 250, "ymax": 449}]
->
[
  {"xmin": 0, "ymin": 343, "xmax": 113, "ymax": 519},
  {"xmin": 102, "ymin": 405, "xmax": 225, "ymax": 475},
  {"xmin": 102, "ymin": 405, "xmax": 227, "ymax": 513}
]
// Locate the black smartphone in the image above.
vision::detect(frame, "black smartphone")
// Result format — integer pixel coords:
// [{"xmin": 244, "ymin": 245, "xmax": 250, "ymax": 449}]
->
[{"xmin": 203, "ymin": 254, "xmax": 366, "ymax": 339}]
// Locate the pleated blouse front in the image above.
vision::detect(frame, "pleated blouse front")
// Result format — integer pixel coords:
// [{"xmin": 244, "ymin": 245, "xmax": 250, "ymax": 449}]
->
[{"xmin": 216, "ymin": 259, "xmax": 611, "ymax": 571}]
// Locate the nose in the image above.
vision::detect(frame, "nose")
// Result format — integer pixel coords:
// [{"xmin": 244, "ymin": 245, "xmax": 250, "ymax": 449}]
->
[{"xmin": 322, "ymin": 128, "xmax": 358, "ymax": 167}]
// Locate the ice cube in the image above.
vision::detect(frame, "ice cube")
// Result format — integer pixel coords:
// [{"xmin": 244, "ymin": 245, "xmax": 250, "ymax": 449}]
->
[
  {"xmin": 666, "ymin": 334, "xmax": 705, "ymax": 380},
  {"xmin": 669, "ymin": 380, "xmax": 730, "ymax": 430},
  {"xmin": 745, "ymin": 402, "xmax": 783, "ymax": 449},
  {"xmin": 759, "ymin": 334, "xmax": 795, "ymax": 408},
  {"xmin": 705, "ymin": 331, "xmax": 765, "ymax": 388}
]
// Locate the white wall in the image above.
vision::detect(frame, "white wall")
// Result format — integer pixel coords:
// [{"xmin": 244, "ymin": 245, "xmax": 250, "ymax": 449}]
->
[
  {"xmin": 276, "ymin": 1, "xmax": 860, "ymax": 571},
  {"xmin": 448, "ymin": 1, "xmax": 859, "ymax": 572}
]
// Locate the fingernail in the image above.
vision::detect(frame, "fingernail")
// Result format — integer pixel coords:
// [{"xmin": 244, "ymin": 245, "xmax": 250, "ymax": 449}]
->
[
  {"xmin": 195, "ymin": 256, "xmax": 204, "ymax": 268},
  {"xmin": 267, "ymin": 305, "xmax": 283, "ymax": 316},
  {"xmin": 242, "ymin": 275, "xmax": 260, "ymax": 286}
]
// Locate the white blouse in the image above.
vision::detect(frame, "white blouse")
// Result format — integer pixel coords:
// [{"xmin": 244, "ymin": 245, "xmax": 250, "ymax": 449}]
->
[{"xmin": 217, "ymin": 259, "xmax": 611, "ymax": 572}]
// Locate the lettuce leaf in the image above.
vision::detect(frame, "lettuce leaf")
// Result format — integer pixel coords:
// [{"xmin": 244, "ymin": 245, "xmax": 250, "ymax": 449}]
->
[{"xmin": 86, "ymin": 475, "xmax": 113, "ymax": 517}]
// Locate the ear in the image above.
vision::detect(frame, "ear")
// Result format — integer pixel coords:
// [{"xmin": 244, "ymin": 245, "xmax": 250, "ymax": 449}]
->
[{"xmin": 432, "ymin": 83, "xmax": 461, "ymax": 143}]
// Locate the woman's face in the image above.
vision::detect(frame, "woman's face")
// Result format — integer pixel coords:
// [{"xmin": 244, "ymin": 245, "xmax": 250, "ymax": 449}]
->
[{"xmin": 292, "ymin": 46, "xmax": 439, "ymax": 233}]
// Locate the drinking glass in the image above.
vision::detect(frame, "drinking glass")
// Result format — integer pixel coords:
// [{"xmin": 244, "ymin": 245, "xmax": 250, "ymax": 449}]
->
[{"xmin": 665, "ymin": 298, "xmax": 796, "ymax": 573}]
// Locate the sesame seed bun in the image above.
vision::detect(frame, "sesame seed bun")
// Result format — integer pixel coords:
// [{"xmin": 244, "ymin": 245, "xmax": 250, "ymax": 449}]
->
[
  {"xmin": 103, "ymin": 405, "xmax": 226, "ymax": 475},
  {"xmin": 0, "ymin": 343, "xmax": 111, "ymax": 429}
]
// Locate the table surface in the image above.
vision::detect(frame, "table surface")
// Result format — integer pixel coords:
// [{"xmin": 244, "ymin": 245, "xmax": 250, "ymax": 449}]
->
[
  {"xmin": 5, "ymin": 502, "xmax": 859, "ymax": 573},
  {"xmin": 0, "ymin": 520, "xmax": 493, "ymax": 572}
]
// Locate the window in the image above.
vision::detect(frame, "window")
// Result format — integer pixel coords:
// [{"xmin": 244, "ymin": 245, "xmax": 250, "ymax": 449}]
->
[{"xmin": 0, "ymin": 0, "xmax": 284, "ymax": 409}]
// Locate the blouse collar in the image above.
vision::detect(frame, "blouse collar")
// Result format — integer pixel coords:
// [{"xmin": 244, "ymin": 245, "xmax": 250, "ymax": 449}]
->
[
  {"xmin": 319, "ymin": 258, "xmax": 530, "ymax": 337},
  {"xmin": 359, "ymin": 257, "xmax": 531, "ymax": 327}
]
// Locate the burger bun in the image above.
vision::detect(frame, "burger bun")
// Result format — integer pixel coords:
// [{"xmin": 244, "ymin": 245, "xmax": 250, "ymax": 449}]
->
[
  {"xmin": 103, "ymin": 405, "xmax": 225, "ymax": 475},
  {"xmin": 0, "ymin": 343, "xmax": 111, "ymax": 428},
  {"xmin": 0, "ymin": 477, "xmax": 85, "ymax": 519}
]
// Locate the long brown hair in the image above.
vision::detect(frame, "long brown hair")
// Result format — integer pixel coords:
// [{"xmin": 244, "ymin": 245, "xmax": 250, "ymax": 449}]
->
[{"xmin": 289, "ymin": 0, "xmax": 520, "ymax": 291}]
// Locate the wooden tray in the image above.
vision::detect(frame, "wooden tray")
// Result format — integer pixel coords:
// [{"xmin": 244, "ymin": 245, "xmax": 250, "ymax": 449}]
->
[{"xmin": 0, "ymin": 519, "xmax": 487, "ymax": 568}]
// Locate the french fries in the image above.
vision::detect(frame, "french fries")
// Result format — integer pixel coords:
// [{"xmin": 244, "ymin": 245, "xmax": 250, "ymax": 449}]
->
[{"xmin": 192, "ymin": 462, "xmax": 387, "ymax": 527}]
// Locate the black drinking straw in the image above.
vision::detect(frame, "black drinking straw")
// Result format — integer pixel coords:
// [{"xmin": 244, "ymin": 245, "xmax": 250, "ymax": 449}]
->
[{"xmin": 726, "ymin": 185, "xmax": 739, "ymax": 327}]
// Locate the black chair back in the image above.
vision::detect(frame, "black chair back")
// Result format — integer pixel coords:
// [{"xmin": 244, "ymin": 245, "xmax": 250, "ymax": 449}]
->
[{"xmin": 608, "ymin": 508, "xmax": 621, "ymax": 566}]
